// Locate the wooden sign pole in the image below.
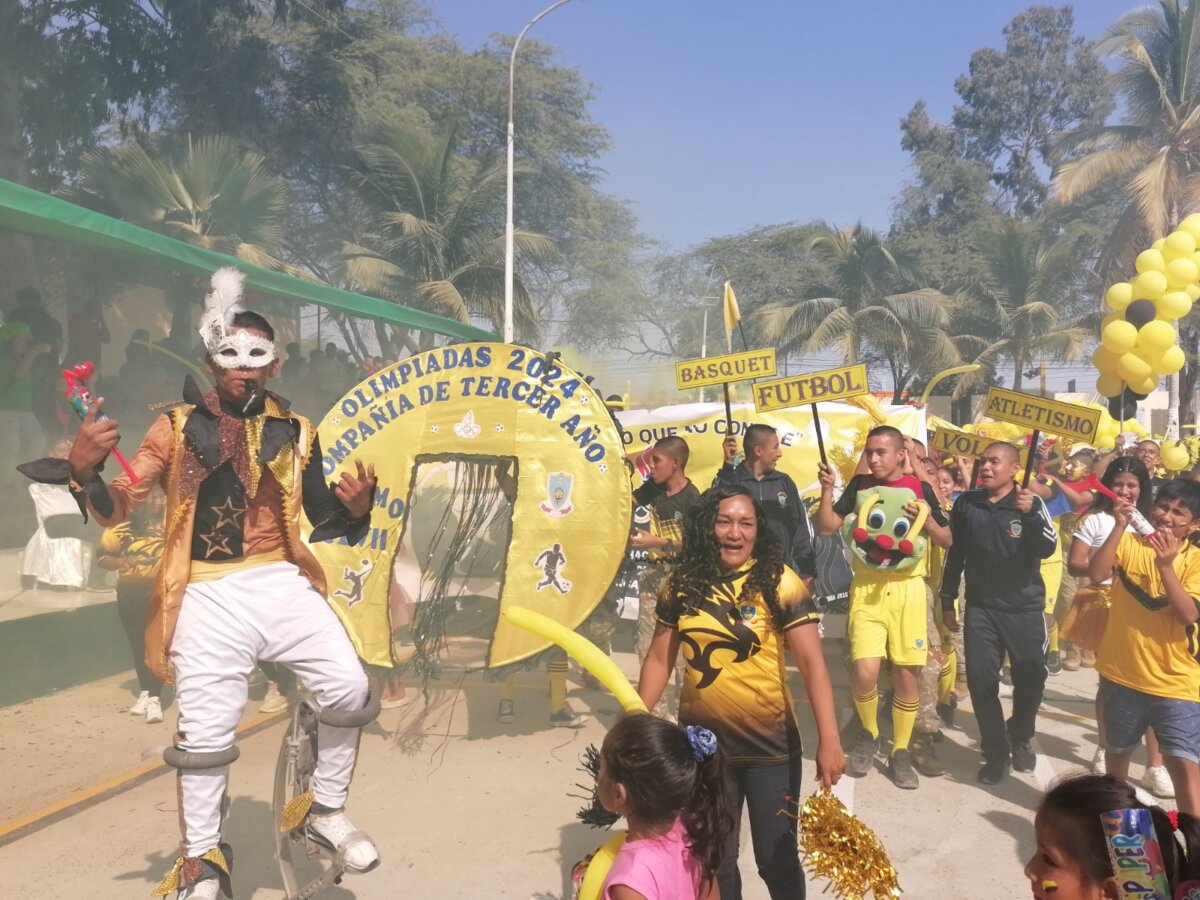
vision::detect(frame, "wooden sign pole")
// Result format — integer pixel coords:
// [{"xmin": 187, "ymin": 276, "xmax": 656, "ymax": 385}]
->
[
  {"xmin": 812, "ymin": 403, "xmax": 827, "ymax": 465},
  {"xmin": 1022, "ymin": 430, "xmax": 1041, "ymax": 488}
]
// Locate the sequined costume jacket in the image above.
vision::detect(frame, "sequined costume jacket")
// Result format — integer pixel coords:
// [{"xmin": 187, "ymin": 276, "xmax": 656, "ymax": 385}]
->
[{"xmin": 69, "ymin": 379, "xmax": 369, "ymax": 683}]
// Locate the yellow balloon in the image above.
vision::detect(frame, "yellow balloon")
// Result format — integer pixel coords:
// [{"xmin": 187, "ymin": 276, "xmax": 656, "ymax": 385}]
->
[
  {"xmin": 1189, "ymin": 283, "xmax": 1200, "ymax": 301},
  {"xmin": 1106, "ymin": 282, "xmax": 1134, "ymax": 311},
  {"xmin": 578, "ymin": 833, "xmax": 628, "ymax": 900},
  {"xmin": 1130, "ymin": 373, "xmax": 1159, "ymax": 395},
  {"xmin": 1133, "ymin": 270, "xmax": 1169, "ymax": 300},
  {"xmin": 1160, "ymin": 344, "xmax": 1186, "ymax": 375},
  {"xmin": 1092, "ymin": 345, "xmax": 1120, "ymax": 373},
  {"xmin": 1153, "ymin": 238, "xmax": 1167, "ymax": 250},
  {"xmin": 1163, "ymin": 443, "xmax": 1191, "ymax": 472},
  {"xmin": 1138, "ymin": 319, "xmax": 1177, "ymax": 354},
  {"xmin": 1137, "ymin": 248, "xmax": 1167, "ymax": 273},
  {"xmin": 1167, "ymin": 257, "xmax": 1199, "ymax": 289},
  {"xmin": 1157, "ymin": 290, "xmax": 1194, "ymax": 320},
  {"xmin": 1118, "ymin": 351, "xmax": 1153, "ymax": 383},
  {"xmin": 1181, "ymin": 213, "xmax": 1200, "ymax": 241},
  {"xmin": 503, "ymin": 606, "xmax": 648, "ymax": 714},
  {"xmin": 1102, "ymin": 320, "xmax": 1139, "ymax": 354},
  {"xmin": 1164, "ymin": 229, "xmax": 1198, "ymax": 261},
  {"xmin": 1096, "ymin": 373, "xmax": 1124, "ymax": 397},
  {"xmin": 1123, "ymin": 418, "xmax": 1148, "ymax": 436}
]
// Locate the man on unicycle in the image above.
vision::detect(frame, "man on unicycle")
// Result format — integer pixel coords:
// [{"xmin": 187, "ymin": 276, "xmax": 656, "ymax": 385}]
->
[{"xmin": 59, "ymin": 270, "xmax": 381, "ymax": 899}]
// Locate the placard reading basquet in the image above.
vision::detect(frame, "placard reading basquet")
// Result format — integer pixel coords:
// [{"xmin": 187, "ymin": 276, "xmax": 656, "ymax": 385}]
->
[
  {"xmin": 674, "ymin": 348, "xmax": 777, "ymax": 391},
  {"xmin": 983, "ymin": 387, "xmax": 1101, "ymax": 444},
  {"xmin": 752, "ymin": 364, "xmax": 869, "ymax": 412},
  {"xmin": 931, "ymin": 425, "xmax": 1027, "ymax": 466}
]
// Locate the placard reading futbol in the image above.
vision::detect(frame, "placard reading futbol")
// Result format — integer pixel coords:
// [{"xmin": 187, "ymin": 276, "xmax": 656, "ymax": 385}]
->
[
  {"xmin": 983, "ymin": 387, "xmax": 1101, "ymax": 444},
  {"xmin": 752, "ymin": 364, "xmax": 869, "ymax": 412},
  {"xmin": 674, "ymin": 348, "xmax": 777, "ymax": 390},
  {"xmin": 931, "ymin": 425, "xmax": 1027, "ymax": 466}
]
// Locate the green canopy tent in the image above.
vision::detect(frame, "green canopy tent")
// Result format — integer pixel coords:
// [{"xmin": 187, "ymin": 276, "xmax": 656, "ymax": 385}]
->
[{"xmin": 0, "ymin": 177, "xmax": 496, "ymax": 342}]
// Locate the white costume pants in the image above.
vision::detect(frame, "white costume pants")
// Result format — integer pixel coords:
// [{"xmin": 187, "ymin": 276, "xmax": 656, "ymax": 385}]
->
[{"xmin": 170, "ymin": 561, "xmax": 368, "ymax": 857}]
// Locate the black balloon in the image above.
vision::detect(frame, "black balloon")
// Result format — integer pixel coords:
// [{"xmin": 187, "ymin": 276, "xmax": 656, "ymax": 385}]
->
[
  {"xmin": 1108, "ymin": 392, "xmax": 1138, "ymax": 421},
  {"xmin": 1125, "ymin": 299, "xmax": 1156, "ymax": 329}
]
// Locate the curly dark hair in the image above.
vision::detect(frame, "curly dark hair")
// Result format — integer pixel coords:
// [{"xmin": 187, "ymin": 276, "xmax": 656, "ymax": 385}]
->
[{"xmin": 665, "ymin": 484, "xmax": 788, "ymax": 626}]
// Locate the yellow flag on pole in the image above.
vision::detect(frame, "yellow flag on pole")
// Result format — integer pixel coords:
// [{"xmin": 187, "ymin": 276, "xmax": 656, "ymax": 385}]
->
[{"xmin": 722, "ymin": 281, "xmax": 740, "ymax": 352}]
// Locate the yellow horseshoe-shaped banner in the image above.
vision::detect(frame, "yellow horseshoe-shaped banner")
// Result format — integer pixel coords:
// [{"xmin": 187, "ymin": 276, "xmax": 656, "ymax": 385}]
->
[{"xmin": 305, "ymin": 342, "xmax": 631, "ymax": 669}]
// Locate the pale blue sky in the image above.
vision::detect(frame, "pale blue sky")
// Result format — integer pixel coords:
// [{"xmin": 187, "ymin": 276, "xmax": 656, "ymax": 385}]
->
[{"xmin": 430, "ymin": 0, "xmax": 1140, "ymax": 249}]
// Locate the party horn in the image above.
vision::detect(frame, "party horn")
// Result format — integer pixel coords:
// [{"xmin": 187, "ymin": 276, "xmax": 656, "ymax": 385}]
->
[{"xmin": 62, "ymin": 363, "xmax": 139, "ymax": 483}]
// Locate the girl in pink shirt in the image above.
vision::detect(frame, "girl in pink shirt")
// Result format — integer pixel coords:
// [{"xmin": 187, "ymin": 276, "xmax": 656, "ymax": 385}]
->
[{"xmin": 598, "ymin": 715, "xmax": 733, "ymax": 900}]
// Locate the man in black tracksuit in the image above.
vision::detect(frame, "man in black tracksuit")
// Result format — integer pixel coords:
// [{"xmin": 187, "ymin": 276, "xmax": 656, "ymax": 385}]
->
[
  {"xmin": 716, "ymin": 424, "xmax": 817, "ymax": 579},
  {"xmin": 940, "ymin": 442, "xmax": 1058, "ymax": 784}
]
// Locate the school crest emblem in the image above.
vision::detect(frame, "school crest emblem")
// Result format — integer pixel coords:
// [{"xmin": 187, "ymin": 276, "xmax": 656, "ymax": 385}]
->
[{"xmin": 539, "ymin": 472, "xmax": 575, "ymax": 517}]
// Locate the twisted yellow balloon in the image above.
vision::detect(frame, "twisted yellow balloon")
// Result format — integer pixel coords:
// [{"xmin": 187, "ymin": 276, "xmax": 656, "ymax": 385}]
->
[
  {"xmin": 502, "ymin": 606, "xmax": 647, "ymax": 900},
  {"xmin": 920, "ymin": 364, "xmax": 981, "ymax": 404},
  {"xmin": 502, "ymin": 606, "xmax": 647, "ymax": 714}
]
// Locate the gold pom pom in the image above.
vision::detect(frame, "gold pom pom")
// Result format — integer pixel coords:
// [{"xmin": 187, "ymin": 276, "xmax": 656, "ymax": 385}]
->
[{"xmin": 797, "ymin": 791, "xmax": 901, "ymax": 899}]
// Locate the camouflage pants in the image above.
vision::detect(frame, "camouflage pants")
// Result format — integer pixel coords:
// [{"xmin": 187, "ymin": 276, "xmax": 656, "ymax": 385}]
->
[
  {"xmin": 636, "ymin": 563, "xmax": 684, "ymax": 718},
  {"xmin": 915, "ymin": 586, "xmax": 943, "ymax": 736}
]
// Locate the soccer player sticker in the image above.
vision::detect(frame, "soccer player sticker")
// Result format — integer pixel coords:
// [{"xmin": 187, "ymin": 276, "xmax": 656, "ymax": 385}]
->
[{"xmin": 307, "ymin": 343, "xmax": 630, "ymax": 669}]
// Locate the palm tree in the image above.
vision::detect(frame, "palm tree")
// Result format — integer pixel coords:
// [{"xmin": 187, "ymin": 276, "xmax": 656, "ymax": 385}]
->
[
  {"xmin": 341, "ymin": 124, "xmax": 555, "ymax": 351},
  {"xmin": 751, "ymin": 223, "xmax": 960, "ymax": 399},
  {"xmin": 72, "ymin": 135, "xmax": 295, "ymax": 341},
  {"xmin": 1053, "ymin": 0, "xmax": 1200, "ymax": 429},
  {"xmin": 957, "ymin": 219, "xmax": 1089, "ymax": 392}
]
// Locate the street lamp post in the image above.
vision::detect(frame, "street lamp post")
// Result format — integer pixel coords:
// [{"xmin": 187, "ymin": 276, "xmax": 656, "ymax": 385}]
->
[{"xmin": 504, "ymin": 0, "xmax": 576, "ymax": 344}]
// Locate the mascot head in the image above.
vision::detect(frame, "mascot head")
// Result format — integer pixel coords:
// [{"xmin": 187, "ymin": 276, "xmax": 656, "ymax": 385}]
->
[{"xmin": 840, "ymin": 485, "xmax": 929, "ymax": 572}]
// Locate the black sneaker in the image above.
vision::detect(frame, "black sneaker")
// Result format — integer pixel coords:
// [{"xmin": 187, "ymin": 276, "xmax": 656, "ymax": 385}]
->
[
  {"xmin": 846, "ymin": 730, "xmax": 879, "ymax": 777},
  {"xmin": 891, "ymin": 747, "xmax": 924, "ymax": 786},
  {"xmin": 978, "ymin": 758, "xmax": 1011, "ymax": 784},
  {"xmin": 550, "ymin": 706, "xmax": 589, "ymax": 728},
  {"xmin": 1047, "ymin": 650, "xmax": 1063, "ymax": 676},
  {"xmin": 498, "ymin": 699, "xmax": 515, "ymax": 723},
  {"xmin": 937, "ymin": 694, "xmax": 957, "ymax": 728},
  {"xmin": 1012, "ymin": 740, "xmax": 1037, "ymax": 772}
]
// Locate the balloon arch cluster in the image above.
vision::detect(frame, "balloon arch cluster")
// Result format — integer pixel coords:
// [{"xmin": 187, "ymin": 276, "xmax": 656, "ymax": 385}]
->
[{"xmin": 1094, "ymin": 217, "xmax": 1200, "ymax": 403}]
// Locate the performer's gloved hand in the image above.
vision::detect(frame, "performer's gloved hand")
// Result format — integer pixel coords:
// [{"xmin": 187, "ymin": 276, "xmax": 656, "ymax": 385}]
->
[
  {"xmin": 68, "ymin": 398, "xmax": 120, "ymax": 484},
  {"xmin": 332, "ymin": 458, "xmax": 377, "ymax": 519}
]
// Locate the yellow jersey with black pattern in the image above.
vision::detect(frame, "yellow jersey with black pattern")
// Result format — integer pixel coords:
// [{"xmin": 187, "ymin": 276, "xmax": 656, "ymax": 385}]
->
[
  {"xmin": 1097, "ymin": 532, "xmax": 1200, "ymax": 702},
  {"xmin": 656, "ymin": 562, "xmax": 819, "ymax": 763}
]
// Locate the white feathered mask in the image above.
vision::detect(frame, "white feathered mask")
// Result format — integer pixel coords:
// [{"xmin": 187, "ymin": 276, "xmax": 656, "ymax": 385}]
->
[{"xmin": 198, "ymin": 267, "xmax": 276, "ymax": 370}]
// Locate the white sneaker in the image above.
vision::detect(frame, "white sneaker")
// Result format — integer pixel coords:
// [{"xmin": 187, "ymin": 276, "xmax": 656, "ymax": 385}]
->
[
  {"xmin": 259, "ymin": 683, "xmax": 288, "ymax": 714},
  {"xmin": 146, "ymin": 697, "xmax": 164, "ymax": 724},
  {"xmin": 1091, "ymin": 745, "xmax": 1107, "ymax": 775},
  {"xmin": 307, "ymin": 810, "xmax": 380, "ymax": 872},
  {"xmin": 130, "ymin": 691, "xmax": 150, "ymax": 715},
  {"xmin": 177, "ymin": 876, "xmax": 220, "ymax": 900},
  {"xmin": 1142, "ymin": 765, "xmax": 1176, "ymax": 799}
]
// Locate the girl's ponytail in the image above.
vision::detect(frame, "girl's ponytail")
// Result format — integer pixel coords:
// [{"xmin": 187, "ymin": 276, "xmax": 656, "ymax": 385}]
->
[
  {"xmin": 1170, "ymin": 812, "xmax": 1200, "ymax": 887},
  {"xmin": 681, "ymin": 726, "xmax": 734, "ymax": 881}
]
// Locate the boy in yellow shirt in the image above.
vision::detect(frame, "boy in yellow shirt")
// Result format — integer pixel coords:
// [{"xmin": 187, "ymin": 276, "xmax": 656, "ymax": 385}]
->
[
  {"xmin": 1088, "ymin": 478, "xmax": 1200, "ymax": 815},
  {"xmin": 818, "ymin": 426, "xmax": 952, "ymax": 789}
]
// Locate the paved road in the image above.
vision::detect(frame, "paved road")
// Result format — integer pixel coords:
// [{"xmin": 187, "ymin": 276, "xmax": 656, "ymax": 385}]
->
[{"xmin": 0, "ymin": 632, "xmax": 1161, "ymax": 900}]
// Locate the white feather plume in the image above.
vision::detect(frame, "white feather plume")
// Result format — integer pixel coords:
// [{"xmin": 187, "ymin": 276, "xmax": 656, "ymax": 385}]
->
[{"xmin": 199, "ymin": 267, "xmax": 246, "ymax": 349}]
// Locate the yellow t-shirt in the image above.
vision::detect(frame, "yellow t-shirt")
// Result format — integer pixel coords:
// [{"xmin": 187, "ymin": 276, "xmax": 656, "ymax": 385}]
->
[
  {"xmin": 97, "ymin": 518, "xmax": 165, "ymax": 585},
  {"xmin": 657, "ymin": 562, "xmax": 819, "ymax": 763},
  {"xmin": 1097, "ymin": 532, "xmax": 1200, "ymax": 702}
]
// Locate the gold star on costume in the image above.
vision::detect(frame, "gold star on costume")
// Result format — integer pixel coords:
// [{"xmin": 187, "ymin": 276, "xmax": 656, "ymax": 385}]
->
[
  {"xmin": 210, "ymin": 496, "xmax": 246, "ymax": 531},
  {"xmin": 199, "ymin": 530, "xmax": 235, "ymax": 558}
]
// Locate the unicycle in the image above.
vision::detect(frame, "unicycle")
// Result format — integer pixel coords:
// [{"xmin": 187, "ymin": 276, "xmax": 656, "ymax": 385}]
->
[{"xmin": 273, "ymin": 690, "xmax": 380, "ymax": 900}]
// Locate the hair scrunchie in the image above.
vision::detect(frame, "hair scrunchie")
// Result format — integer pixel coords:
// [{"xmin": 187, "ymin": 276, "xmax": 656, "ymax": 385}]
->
[{"xmin": 684, "ymin": 725, "xmax": 718, "ymax": 761}]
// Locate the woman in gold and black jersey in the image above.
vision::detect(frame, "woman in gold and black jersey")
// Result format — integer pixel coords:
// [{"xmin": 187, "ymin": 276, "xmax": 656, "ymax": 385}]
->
[{"xmin": 638, "ymin": 483, "xmax": 844, "ymax": 900}]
